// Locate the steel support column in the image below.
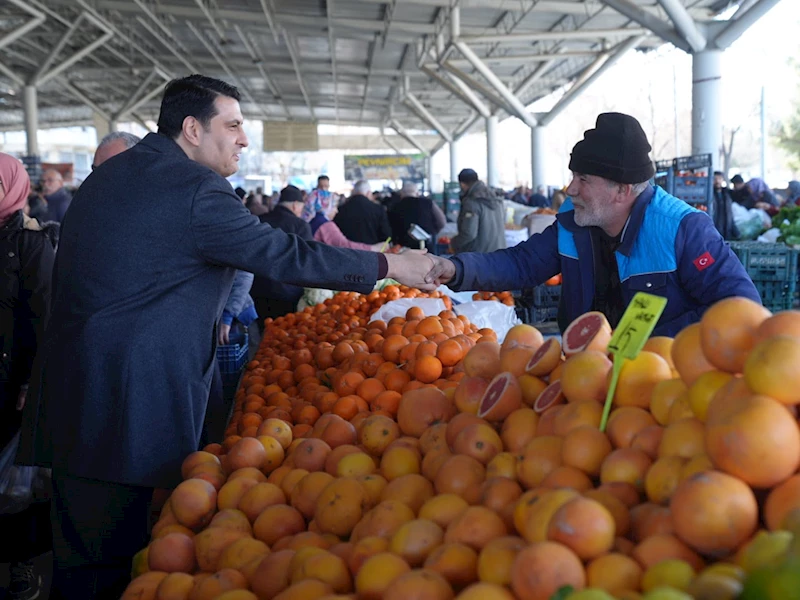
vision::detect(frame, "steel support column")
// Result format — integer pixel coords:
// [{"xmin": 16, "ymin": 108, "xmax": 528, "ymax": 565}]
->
[
  {"xmin": 692, "ymin": 50, "xmax": 722, "ymax": 171},
  {"xmin": 449, "ymin": 140, "xmax": 459, "ymax": 182},
  {"xmin": 486, "ymin": 115, "xmax": 499, "ymax": 189},
  {"xmin": 23, "ymin": 85, "xmax": 38, "ymax": 156},
  {"xmin": 531, "ymin": 126, "xmax": 547, "ymax": 191},
  {"xmin": 691, "ymin": 49, "xmax": 722, "ymax": 170}
]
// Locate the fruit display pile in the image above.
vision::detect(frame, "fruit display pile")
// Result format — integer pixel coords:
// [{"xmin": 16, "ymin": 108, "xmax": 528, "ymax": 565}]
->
[
  {"xmin": 471, "ymin": 291, "xmax": 516, "ymax": 306},
  {"xmin": 123, "ymin": 294, "xmax": 800, "ymax": 600}
]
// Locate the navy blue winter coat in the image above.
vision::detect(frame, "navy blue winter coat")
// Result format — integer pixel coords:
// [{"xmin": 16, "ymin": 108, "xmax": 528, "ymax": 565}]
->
[
  {"xmin": 18, "ymin": 133, "xmax": 381, "ymax": 488},
  {"xmin": 448, "ymin": 185, "xmax": 761, "ymax": 336}
]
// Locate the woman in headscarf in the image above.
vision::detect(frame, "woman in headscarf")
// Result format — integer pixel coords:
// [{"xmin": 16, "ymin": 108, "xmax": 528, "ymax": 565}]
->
[
  {"xmin": 747, "ymin": 178, "xmax": 780, "ymax": 208},
  {"xmin": 304, "ymin": 191, "xmax": 384, "ymax": 251},
  {"xmin": 787, "ymin": 180, "xmax": 800, "ymax": 206},
  {"xmin": 0, "ymin": 152, "xmax": 57, "ymax": 600}
]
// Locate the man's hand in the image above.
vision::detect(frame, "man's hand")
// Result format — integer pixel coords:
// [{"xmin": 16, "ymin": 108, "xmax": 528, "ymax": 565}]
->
[
  {"xmin": 16, "ymin": 386, "xmax": 28, "ymax": 411},
  {"xmin": 218, "ymin": 323, "xmax": 231, "ymax": 345},
  {"xmin": 425, "ymin": 255, "xmax": 456, "ymax": 286},
  {"xmin": 385, "ymin": 249, "xmax": 440, "ymax": 291}
]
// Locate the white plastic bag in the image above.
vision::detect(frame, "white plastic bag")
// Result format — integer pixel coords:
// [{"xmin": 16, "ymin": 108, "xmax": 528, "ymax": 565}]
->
[
  {"xmin": 369, "ymin": 297, "xmax": 447, "ymax": 324},
  {"xmin": 454, "ymin": 301, "xmax": 521, "ymax": 343},
  {"xmin": 0, "ymin": 431, "xmax": 41, "ymax": 515}
]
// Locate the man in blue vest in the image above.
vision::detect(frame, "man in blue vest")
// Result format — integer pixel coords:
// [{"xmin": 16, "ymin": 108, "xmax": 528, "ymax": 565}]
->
[{"xmin": 424, "ymin": 112, "xmax": 761, "ymax": 336}]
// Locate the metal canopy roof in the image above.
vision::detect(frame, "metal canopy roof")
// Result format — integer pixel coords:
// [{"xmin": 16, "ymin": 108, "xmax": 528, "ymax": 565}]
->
[{"xmin": 0, "ymin": 0, "xmax": 749, "ymax": 149}]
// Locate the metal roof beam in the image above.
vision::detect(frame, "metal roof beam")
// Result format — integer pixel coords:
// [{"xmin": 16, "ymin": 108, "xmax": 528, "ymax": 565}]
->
[
  {"xmin": 713, "ymin": 0, "xmax": 782, "ymax": 49},
  {"xmin": 74, "ymin": 0, "xmax": 175, "ymax": 77},
  {"xmin": 514, "ymin": 58, "xmax": 556, "ymax": 97},
  {"xmin": 444, "ymin": 50, "xmax": 600, "ymax": 68},
  {"xmin": 540, "ymin": 35, "xmax": 643, "ymax": 127},
  {"xmin": 389, "ymin": 119, "xmax": 429, "ymax": 156},
  {"xmin": 193, "ymin": 0, "xmax": 228, "ymax": 43},
  {"xmin": 257, "ymin": 0, "xmax": 280, "ymax": 44},
  {"xmin": 33, "ymin": 13, "xmax": 114, "ymax": 87},
  {"xmin": 61, "ymin": 79, "xmax": 111, "ymax": 121},
  {"xmin": 186, "ymin": 21, "xmax": 269, "ymax": 119},
  {"xmin": 440, "ymin": 61, "xmax": 516, "ymax": 116},
  {"xmin": 0, "ymin": 0, "xmax": 46, "ymax": 52},
  {"xmin": 113, "ymin": 68, "xmax": 159, "ymax": 120},
  {"xmin": 132, "ymin": 0, "xmax": 197, "ymax": 73},
  {"xmin": 357, "ymin": 0, "xmax": 713, "ymax": 18},
  {"xmin": 404, "ymin": 92, "xmax": 453, "ymax": 143},
  {"xmin": 326, "ymin": 0, "xmax": 339, "ymax": 122},
  {"xmin": 656, "ymin": 0, "xmax": 706, "ymax": 52},
  {"xmin": 233, "ymin": 25, "xmax": 288, "ymax": 118},
  {"xmin": 419, "ymin": 64, "xmax": 491, "ymax": 118},
  {"xmin": 0, "ymin": 60, "xmax": 24, "ymax": 86},
  {"xmin": 460, "ymin": 27, "xmax": 648, "ymax": 45},
  {"xmin": 282, "ymin": 30, "xmax": 316, "ymax": 121},
  {"xmin": 596, "ymin": 0, "xmax": 689, "ymax": 52},
  {"xmin": 450, "ymin": 6, "xmax": 537, "ymax": 129}
]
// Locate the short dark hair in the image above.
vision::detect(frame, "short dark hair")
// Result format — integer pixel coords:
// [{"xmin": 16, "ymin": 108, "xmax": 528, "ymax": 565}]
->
[
  {"xmin": 318, "ymin": 175, "xmax": 329, "ymax": 183},
  {"xmin": 157, "ymin": 74, "xmax": 241, "ymax": 139},
  {"xmin": 713, "ymin": 171, "xmax": 724, "ymax": 177},
  {"xmin": 458, "ymin": 168, "xmax": 478, "ymax": 184},
  {"xmin": 731, "ymin": 174, "xmax": 744, "ymax": 184}
]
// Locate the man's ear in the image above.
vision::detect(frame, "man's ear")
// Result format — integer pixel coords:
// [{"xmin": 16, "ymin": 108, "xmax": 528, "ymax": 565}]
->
[{"xmin": 181, "ymin": 116, "xmax": 202, "ymax": 147}]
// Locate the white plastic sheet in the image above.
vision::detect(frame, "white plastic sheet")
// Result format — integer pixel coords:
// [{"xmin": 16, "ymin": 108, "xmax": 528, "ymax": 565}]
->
[
  {"xmin": 369, "ymin": 297, "xmax": 447, "ymax": 324},
  {"xmin": 454, "ymin": 301, "xmax": 521, "ymax": 343}
]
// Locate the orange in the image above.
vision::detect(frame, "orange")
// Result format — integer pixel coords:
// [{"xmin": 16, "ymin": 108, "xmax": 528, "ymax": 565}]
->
[
  {"xmin": 699, "ymin": 296, "xmax": 771, "ymax": 373},
  {"xmin": 510, "ymin": 542, "xmax": 586, "ymax": 600},
  {"xmin": 415, "ymin": 355, "xmax": 443, "ymax": 384},
  {"xmin": 561, "ymin": 425, "xmax": 612, "ymax": 477},
  {"xmin": 671, "ymin": 323, "xmax": 715, "ymax": 386},
  {"xmin": 744, "ymin": 335, "xmax": 800, "ymax": 405},
  {"xmin": 614, "ymin": 351, "xmax": 673, "ymax": 409},
  {"xmin": 559, "ymin": 350, "xmax": 612, "ymax": 403},
  {"xmin": 705, "ymin": 393, "xmax": 800, "ymax": 487},
  {"xmin": 671, "ymin": 471, "xmax": 758, "ymax": 555},
  {"xmin": 686, "ymin": 370, "xmax": 733, "ymax": 421}
]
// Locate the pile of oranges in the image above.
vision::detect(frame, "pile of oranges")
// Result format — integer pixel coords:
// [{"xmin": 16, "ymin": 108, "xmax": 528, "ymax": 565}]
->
[
  {"xmin": 123, "ymin": 295, "xmax": 800, "ymax": 600},
  {"xmin": 470, "ymin": 291, "xmax": 515, "ymax": 306}
]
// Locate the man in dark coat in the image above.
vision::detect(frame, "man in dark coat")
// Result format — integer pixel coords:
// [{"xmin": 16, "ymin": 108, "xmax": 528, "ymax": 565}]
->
[
  {"xmin": 334, "ymin": 179, "xmax": 392, "ymax": 244},
  {"xmin": 450, "ymin": 168, "xmax": 507, "ymax": 253},
  {"xmin": 388, "ymin": 181, "xmax": 447, "ymax": 250},
  {"xmin": 41, "ymin": 169, "xmax": 71, "ymax": 223},
  {"xmin": 251, "ymin": 184, "xmax": 313, "ymax": 324},
  {"xmin": 18, "ymin": 74, "xmax": 433, "ymax": 599}
]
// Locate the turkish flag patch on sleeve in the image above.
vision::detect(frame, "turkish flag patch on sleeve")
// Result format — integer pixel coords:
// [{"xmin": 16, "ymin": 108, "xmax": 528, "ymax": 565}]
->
[{"xmin": 693, "ymin": 251, "xmax": 715, "ymax": 271}]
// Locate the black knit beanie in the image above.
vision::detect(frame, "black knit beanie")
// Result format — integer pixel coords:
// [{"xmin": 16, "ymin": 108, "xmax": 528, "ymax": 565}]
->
[
  {"xmin": 568, "ymin": 113, "xmax": 655, "ymax": 184},
  {"xmin": 279, "ymin": 185, "xmax": 303, "ymax": 204}
]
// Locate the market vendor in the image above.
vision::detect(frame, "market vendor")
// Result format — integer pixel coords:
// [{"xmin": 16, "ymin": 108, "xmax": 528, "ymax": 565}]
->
[{"xmin": 424, "ymin": 112, "xmax": 761, "ymax": 336}]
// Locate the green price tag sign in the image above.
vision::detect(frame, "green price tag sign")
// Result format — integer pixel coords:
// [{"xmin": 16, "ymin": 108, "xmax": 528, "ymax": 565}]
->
[{"xmin": 599, "ymin": 292, "xmax": 668, "ymax": 431}]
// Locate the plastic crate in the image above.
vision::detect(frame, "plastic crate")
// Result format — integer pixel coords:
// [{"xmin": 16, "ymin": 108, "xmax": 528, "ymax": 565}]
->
[
  {"xmin": 730, "ymin": 242, "xmax": 798, "ymax": 282},
  {"xmin": 756, "ymin": 280, "xmax": 797, "ymax": 312},
  {"xmin": 674, "ymin": 154, "xmax": 712, "ymax": 172},
  {"xmin": 515, "ymin": 284, "xmax": 561, "ymax": 324},
  {"xmin": 531, "ymin": 284, "xmax": 561, "ymax": 308},
  {"xmin": 216, "ymin": 332, "xmax": 248, "ymax": 375}
]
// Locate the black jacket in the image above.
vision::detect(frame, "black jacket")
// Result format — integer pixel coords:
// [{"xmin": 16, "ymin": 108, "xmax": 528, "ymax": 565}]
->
[
  {"xmin": 389, "ymin": 196, "xmax": 446, "ymax": 250},
  {"xmin": 251, "ymin": 204, "xmax": 313, "ymax": 304},
  {"xmin": 44, "ymin": 187, "xmax": 71, "ymax": 223},
  {"xmin": 18, "ymin": 132, "xmax": 381, "ymax": 488},
  {"xmin": 713, "ymin": 187, "xmax": 739, "ymax": 241},
  {"xmin": 334, "ymin": 195, "xmax": 391, "ymax": 244},
  {"xmin": 0, "ymin": 211, "xmax": 56, "ymax": 450}
]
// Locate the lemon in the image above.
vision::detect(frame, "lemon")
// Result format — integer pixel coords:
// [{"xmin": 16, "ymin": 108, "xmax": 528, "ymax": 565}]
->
[
  {"xmin": 736, "ymin": 529, "xmax": 792, "ymax": 573},
  {"xmin": 641, "ymin": 587, "xmax": 693, "ymax": 600},
  {"xmin": 699, "ymin": 562, "xmax": 745, "ymax": 582},
  {"xmin": 687, "ymin": 572, "xmax": 743, "ymax": 600},
  {"xmin": 566, "ymin": 589, "xmax": 616, "ymax": 600},
  {"xmin": 641, "ymin": 559, "xmax": 695, "ymax": 592},
  {"xmin": 740, "ymin": 556, "xmax": 800, "ymax": 600}
]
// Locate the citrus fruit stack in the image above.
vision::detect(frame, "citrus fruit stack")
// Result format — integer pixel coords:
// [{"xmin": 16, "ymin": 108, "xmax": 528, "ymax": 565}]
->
[
  {"xmin": 123, "ymin": 295, "xmax": 800, "ymax": 600},
  {"xmin": 471, "ymin": 290, "xmax": 515, "ymax": 306}
]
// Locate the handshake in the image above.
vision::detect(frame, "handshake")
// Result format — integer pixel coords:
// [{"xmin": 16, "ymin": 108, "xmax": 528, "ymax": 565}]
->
[{"xmin": 384, "ymin": 249, "xmax": 456, "ymax": 292}]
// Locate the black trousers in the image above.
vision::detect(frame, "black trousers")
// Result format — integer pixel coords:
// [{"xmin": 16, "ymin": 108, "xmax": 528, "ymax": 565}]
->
[{"xmin": 49, "ymin": 471, "xmax": 153, "ymax": 600}]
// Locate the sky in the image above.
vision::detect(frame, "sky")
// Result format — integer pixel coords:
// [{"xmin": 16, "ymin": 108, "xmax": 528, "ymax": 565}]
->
[{"xmin": 434, "ymin": 0, "xmax": 800, "ymax": 190}]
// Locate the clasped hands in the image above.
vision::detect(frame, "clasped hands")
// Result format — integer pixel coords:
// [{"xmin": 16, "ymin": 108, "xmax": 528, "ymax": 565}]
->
[{"xmin": 385, "ymin": 249, "xmax": 456, "ymax": 291}]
